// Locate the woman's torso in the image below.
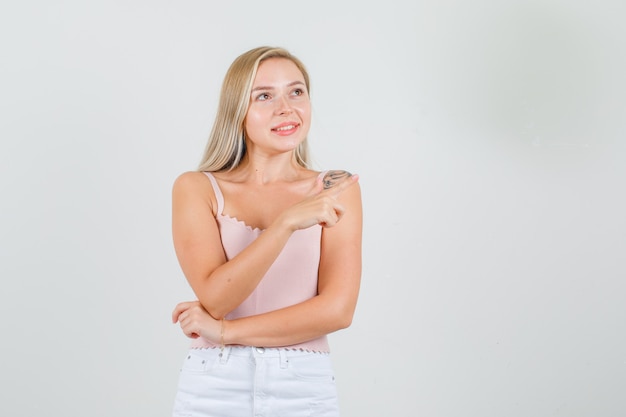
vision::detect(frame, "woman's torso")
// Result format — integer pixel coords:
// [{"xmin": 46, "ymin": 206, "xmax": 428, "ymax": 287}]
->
[{"xmin": 190, "ymin": 171, "xmax": 329, "ymax": 352}]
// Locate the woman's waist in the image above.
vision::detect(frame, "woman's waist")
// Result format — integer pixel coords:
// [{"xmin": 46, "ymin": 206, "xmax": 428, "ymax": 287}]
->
[{"xmin": 189, "ymin": 334, "xmax": 330, "ymax": 353}]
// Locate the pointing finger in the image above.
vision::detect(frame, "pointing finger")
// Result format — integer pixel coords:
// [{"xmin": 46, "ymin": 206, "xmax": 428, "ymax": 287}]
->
[{"xmin": 307, "ymin": 175, "xmax": 325, "ymax": 197}]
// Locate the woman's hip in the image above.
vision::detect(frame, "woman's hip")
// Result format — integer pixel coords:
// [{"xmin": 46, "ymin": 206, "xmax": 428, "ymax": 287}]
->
[{"xmin": 172, "ymin": 346, "xmax": 339, "ymax": 417}]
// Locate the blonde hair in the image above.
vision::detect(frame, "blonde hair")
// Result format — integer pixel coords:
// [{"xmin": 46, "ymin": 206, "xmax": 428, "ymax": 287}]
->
[{"xmin": 198, "ymin": 46, "xmax": 312, "ymax": 172}]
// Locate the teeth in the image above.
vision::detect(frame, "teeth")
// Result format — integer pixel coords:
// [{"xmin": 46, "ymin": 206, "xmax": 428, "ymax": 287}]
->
[{"xmin": 274, "ymin": 124, "xmax": 296, "ymax": 131}]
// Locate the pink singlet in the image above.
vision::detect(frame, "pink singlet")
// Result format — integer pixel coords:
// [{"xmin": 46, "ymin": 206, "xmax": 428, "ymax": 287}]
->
[{"xmin": 190, "ymin": 171, "xmax": 330, "ymax": 353}]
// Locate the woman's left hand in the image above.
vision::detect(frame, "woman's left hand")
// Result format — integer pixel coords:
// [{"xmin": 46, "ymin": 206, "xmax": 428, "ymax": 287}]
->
[{"xmin": 172, "ymin": 301, "xmax": 222, "ymax": 342}]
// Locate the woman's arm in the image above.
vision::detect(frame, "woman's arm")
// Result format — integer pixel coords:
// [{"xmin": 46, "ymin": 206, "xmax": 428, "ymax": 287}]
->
[
  {"xmin": 173, "ymin": 181, "xmax": 362, "ymax": 346},
  {"xmin": 172, "ymin": 171, "xmax": 359, "ymax": 320}
]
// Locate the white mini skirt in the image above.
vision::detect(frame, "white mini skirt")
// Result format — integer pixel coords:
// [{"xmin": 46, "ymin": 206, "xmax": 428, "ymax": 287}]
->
[{"xmin": 172, "ymin": 346, "xmax": 340, "ymax": 417}]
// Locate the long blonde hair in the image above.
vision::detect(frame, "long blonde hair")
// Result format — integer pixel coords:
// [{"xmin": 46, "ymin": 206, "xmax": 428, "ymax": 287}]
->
[{"xmin": 198, "ymin": 46, "xmax": 312, "ymax": 172}]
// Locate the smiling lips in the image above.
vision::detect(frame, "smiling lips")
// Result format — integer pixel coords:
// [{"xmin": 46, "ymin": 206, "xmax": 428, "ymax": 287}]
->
[{"xmin": 271, "ymin": 123, "xmax": 299, "ymax": 135}]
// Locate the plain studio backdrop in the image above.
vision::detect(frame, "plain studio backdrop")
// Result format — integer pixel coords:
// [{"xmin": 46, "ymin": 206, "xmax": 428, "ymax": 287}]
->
[{"xmin": 1, "ymin": 1, "xmax": 625, "ymax": 416}]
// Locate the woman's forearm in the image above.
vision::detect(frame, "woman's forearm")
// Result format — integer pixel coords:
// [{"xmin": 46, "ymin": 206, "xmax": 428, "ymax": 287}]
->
[
  {"xmin": 223, "ymin": 293, "xmax": 356, "ymax": 347},
  {"xmin": 194, "ymin": 219, "xmax": 294, "ymax": 319}
]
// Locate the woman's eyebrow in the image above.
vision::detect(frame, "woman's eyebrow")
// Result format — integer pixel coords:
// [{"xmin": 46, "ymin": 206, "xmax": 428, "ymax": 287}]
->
[
  {"xmin": 251, "ymin": 81, "xmax": 305, "ymax": 93},
  {"xmin": 251, "ymin": 86, "xmax": 273, "ymax": 93}
]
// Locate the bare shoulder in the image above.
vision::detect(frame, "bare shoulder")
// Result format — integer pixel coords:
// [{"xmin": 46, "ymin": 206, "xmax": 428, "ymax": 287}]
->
[
  {"xmin": 322, "ymin": 169, "xmax": 353, "ymax": 190},
  {"xmin": 172, "ymin": 171, "xmax": 216, "ymax": 207},
  {"xmin": 173, "ymin": 171, "xmax": 211, "ymax": 191}
]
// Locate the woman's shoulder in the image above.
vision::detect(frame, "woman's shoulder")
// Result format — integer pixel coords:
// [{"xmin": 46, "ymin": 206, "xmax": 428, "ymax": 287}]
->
[
  {"xmin": 172, "ymin": 171, "xmax": 219, "ymax": 213},
  {"xmin": 320, "ymin": 169, "xmax": 353, "ymax": 190},
  {"xmin": 172, "ymin": 171, "xmax": 220, "ymax": 200},
  {"xmin": 173, "ymin": 170, "xmax": 211, "ymax": 188}
]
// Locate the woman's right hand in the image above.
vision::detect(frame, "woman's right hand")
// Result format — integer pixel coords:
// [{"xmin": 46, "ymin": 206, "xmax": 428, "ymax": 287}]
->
[{"xmin": 278, "ymin": 172, "xmax": 359, "ymax": 232}]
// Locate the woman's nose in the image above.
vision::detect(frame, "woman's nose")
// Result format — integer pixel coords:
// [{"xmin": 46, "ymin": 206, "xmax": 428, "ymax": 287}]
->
[{"xmin": 274, "ymin": 95, "xmax": 293, "ymax": 115}]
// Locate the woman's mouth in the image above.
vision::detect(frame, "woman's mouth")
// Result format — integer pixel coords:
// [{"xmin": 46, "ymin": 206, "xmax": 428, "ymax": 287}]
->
[{"xmin": 271, "ymin": 123, "xmax": 299, "ymax": 135}]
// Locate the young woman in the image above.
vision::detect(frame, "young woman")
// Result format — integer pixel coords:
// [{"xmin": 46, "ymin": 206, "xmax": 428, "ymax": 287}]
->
[{"xmin": 170, "ymin": 46, "xmax": 362, "ymax": 417}]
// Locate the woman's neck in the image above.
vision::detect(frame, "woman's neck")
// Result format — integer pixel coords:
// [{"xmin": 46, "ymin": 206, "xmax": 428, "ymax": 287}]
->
[{"xmin": 233, "ymin": 153, "xmax": 305, "ymax": 184}]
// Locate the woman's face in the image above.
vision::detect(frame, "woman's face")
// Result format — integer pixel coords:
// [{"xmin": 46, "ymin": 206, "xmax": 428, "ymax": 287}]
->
[{"xmin": 244, "ymin": 58, "xmax": 311, "ymax": 157}]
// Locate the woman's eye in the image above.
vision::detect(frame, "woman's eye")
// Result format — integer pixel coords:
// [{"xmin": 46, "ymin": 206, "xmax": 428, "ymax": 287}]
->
[
  {"xmin": 292, "ymin": 88, "xmax": 304, "ymax": 96},
  {"xmin": 256, "ymin": 93, "xmax": 270, "ymax": 101}
]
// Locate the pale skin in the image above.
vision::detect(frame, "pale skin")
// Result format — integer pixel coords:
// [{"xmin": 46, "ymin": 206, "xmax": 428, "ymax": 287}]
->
[{"xmin": 171, "ymin": 58, "xmax": 362, "ymax": 348}]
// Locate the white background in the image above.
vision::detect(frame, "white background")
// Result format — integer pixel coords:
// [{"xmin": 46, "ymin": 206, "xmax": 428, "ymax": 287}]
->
[{"xmin": 1, "ymin": 1, "xmax": 625, "ymax": 416}]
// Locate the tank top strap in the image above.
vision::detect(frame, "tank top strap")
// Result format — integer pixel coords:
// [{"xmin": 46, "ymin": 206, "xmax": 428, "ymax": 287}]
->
[{"xmin": 202, "ymin": 172, "xmax": 224, "ymax": 215}]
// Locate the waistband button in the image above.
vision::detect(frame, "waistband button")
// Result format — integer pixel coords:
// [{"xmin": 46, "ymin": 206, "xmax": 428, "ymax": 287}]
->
[{"xmin": 256, "ymin": 347, "xmax": 265, "ymax": 354}]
